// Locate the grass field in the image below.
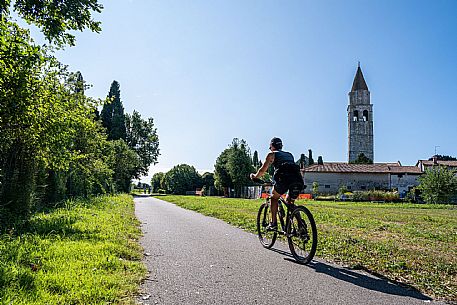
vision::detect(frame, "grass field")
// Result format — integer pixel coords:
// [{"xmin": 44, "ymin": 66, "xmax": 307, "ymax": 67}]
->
[
  {"xmin": 0, "ymin": 194, "xmax": 146, "ymax": 305},
  {"xmin": 157, "ymin": 195, "xmax": 457, "ymax": 302}
]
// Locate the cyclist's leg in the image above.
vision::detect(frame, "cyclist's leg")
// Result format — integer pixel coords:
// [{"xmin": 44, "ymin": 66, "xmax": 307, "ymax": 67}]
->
[
  {"xmin": 285, "ymin": 193, "xmax": 296, "ymax": 205},
  {"xmin": 270, "ymin": 189, "xmax": 281, "ymax": 225}
]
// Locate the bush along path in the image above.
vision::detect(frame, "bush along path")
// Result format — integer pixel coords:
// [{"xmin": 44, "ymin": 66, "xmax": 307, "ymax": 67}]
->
[{"xmin": 0, "ymin": 194, "xmax": 146, "ymax": 305}]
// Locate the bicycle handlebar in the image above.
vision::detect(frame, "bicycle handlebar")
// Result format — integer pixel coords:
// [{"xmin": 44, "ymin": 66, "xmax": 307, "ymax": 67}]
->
[{"xmin": 250, "ymin": 177, "xmax": 273, "ymax": 186}]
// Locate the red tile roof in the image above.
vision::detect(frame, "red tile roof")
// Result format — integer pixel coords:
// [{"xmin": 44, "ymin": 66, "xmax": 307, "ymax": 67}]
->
[
  {"xmin": 303, "ymin": 162, "xmax": 422, "ymax": 174},
  {"xmin": 416, "ymin": 160, "xmax": 457, "ymax": 167}
]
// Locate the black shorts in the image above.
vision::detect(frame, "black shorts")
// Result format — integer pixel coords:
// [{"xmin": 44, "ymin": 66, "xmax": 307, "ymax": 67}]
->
[{"xmin": 273, "ymin": 176, "xmax": 304, "ymax": 200}]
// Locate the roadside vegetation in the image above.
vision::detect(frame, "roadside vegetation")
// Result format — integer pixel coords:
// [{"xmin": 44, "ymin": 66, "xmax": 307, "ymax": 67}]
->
[
  {"xmin": 157, "ymin": 195, "xmax": 457, "ymax": 302},
  {"xmin": 0, "ymin": 194, "xmax": 145, "ymax": 305}
]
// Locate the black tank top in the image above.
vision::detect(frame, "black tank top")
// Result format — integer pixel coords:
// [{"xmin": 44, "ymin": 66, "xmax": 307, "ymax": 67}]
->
[{"xmin": 273, "ymin": 150, "xmax": 295, "ymax": 171}]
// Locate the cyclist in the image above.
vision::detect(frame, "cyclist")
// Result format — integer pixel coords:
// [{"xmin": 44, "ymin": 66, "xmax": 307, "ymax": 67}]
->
[{"xmin": 250, "ymin": 137, "xmax": 304, "ymax": 230}]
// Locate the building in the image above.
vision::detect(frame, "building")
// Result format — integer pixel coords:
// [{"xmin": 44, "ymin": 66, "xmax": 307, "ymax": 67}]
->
[
  {"xmin": 303, "ymin": 163, "xmax": 422, "ymax": 194},
  {"xmin": 301, "ymin": 65, "xmax": 424, "ymax": 195},
  {"xmin": 348, "ymin": 64, "xmax": 374, "ymax": 162},
  {"xmin": 416, "ymin": 158, "xmax": 457, "ymax": 172}
]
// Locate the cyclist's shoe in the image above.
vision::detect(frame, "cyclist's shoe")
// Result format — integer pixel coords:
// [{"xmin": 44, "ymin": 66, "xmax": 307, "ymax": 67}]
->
[{"xmin": 266, "ymin": 222, "xmax": 277, "ymax": 231}]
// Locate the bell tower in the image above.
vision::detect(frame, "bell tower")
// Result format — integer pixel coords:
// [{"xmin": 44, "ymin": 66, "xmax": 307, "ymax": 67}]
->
[{"xmin": 348, "ymin": 64, "xmax": 374, "ymax": 162}]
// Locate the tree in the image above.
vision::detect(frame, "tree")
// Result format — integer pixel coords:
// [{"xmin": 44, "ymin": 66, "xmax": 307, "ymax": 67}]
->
[
  {"xmin": 101, "ymin": 81, "xmax": 126, "ymax": 141},
  {"xmin": 201, "ymin": 172, "xmax": 215, "ymax": 188},
  {"xmin": 252, "ymin": 150, "xmax": 259, "ymax": 168},
  {"xmin": 1, "ymin": 0, "xmax": 103, "ymax": 46},
  {"xmin": 317, "ymin": 156, "xmax": 323, "ymax": 165},
  {"xmin": 297, "ymin": 153, "xmax": 307, "ymax": 169},
  {"xmin": 308, "ymin": 149, "xmax": 314, "ymax": 166},
  {"xmin": 214, "ymin": 148, "xmax": 233, "ymax": 192},
  {"xmin": 417, "ymin": 167, "xmax": 457, "ymax": 204},
  {"xmin": 214, "ymin": 138, "xmax": 254, "ymax": 197},
  {"xmin": 350, "ymin": 153, "xmax": 373, "ymax": 164},
  {"xmin": 125, "ymin": 110, "xmax": 160, "ymax": 178},
  {"xmin": 227, "ymin": 139, "xmax": 254, "ymax": 196},
  {"xmin": 162, "ymin": 164, "xmax": 201, "ymax": 195},
  {"xmin": 428, "ymin": 155, "xmax": 457, "ymax": 161},
  {"xmin": 111, "ymin": 140, "xmax": 139, "ymax": 193},
  {"xmin": 151, "ymin": 172, "xmax": 165, "ymax": 193},
  {"xmin": 0, "ymin": 20, "xmax": 105, "ymax": 217}
]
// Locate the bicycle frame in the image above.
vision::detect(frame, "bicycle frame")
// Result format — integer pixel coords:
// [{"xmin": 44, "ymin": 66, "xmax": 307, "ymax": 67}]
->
[{"xmin": 266, "ymin": 192, "xmax": 297, "ymax": 237}]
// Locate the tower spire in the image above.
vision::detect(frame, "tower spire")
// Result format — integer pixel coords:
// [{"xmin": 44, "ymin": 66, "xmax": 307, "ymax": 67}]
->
[{"xmin": 351, "ymin": 65, "xmax": 368, "ymax": 92}]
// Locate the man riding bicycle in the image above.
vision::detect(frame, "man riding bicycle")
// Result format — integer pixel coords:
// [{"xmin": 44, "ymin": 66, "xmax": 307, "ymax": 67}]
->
[{"xmin": 250, "ymin": 137, "xmax": 304, "ymax": 230}]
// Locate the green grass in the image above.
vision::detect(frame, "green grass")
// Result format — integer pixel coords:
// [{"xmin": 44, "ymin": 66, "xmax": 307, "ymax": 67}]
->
[
  {"xmin": 0, "ymin": 194, "xmax": 146, "ymax": 305},
  {"xmin": 157, "ymin": 195, "xmax": 457, "ymax": 302}
]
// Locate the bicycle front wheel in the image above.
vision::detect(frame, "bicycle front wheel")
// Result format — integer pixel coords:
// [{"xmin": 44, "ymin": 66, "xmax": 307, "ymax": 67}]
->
[
  {"xmin": 287, "ymin": 206, "xmax": 317, "ymax": 264},
  {"xmin": 257, "ymin": 201, "xmax": 277, "ymax": 248}
]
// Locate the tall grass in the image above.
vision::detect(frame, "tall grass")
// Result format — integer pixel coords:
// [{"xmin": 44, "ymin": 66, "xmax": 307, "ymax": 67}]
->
[{"xmin": 0, "ymin": 194, "xmax": 146, "ymax": 305}]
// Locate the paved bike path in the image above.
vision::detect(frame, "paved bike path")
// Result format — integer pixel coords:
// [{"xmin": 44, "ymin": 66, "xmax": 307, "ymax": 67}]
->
[{"xmin": 135, "ymin": 196, "xmax": 444, "ymax": 305}]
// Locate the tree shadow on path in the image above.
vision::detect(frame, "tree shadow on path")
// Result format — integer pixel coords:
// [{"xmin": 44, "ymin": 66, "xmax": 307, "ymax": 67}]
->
[{"xmin": 269, "ymin": 247, "xmax": 431, "ymax": 301}]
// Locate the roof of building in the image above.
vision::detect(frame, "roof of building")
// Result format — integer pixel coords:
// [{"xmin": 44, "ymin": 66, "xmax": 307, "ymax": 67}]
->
[
  {"xmin": 416, "ymin": 160, "xmax": 457, "ymax": 167},
  {"xmin": 303, "ymin": 162, "xmax": 422, "ymax": 174},
  {"xmin": 351, "ymin": 66, "xmax": 369, "ymax": 92}
]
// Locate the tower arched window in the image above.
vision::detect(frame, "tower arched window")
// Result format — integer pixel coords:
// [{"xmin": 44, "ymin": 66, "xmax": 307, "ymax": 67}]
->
[
  {"xmin": 353, "ymin": 110, "xmax": 359, "ymax": 121},
  {"xmin": 363, "ymin": 110, "xmax": 368, "ymax": 121}
]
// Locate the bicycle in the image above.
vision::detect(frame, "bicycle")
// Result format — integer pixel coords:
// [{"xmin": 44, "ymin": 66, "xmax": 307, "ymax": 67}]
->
[{"xmin": 253, "ymin": 178, "xmax": 317, "ymax": 264}]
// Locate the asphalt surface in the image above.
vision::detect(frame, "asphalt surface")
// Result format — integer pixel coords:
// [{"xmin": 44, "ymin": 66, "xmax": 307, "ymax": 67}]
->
[{"xmin": 135, "ymin": 196, "xmax": 445, "ymax": 305}]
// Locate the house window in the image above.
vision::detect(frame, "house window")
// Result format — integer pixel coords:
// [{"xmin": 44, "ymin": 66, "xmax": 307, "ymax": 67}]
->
[
  {"xmin": 363, "ymin": 110, "xmax": 368, "ymax": 121},
  {"xmin": 397, "ymin": 174, "xmax": 403, "ymax": 178},
  {"xmin": 325, "ymin": 185, "xmax": 330, "ymax": 189},
  {"xmin": 347, "ymin": 186, "xmax": 352, "ymax": 190},
  {"xmin": 353, "ymin": 110, "xmax": 359, "ymax": 121},
  {"xmin": 361, "ymin": 185, "xmax": 366, "ymax": 190}
]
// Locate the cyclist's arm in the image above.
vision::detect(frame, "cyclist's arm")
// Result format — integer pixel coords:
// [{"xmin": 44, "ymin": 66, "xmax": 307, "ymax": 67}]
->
[{"xmin": 252, "ymin": 152, "xmax": 274, "ymax": 178}]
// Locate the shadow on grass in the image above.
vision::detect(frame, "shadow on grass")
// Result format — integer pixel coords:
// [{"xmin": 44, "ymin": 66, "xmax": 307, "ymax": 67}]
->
[{"xmin": 269, "ymin": 247, "xmax": 431, "ymax": 301}]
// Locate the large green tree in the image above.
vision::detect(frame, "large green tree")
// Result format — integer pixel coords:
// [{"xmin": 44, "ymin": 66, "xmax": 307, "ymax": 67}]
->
[
  {"xmin": 151, "ymin": 172, "xmax": 165, "ymax": 193},
  {"xmin": 214, "ymin": 138, "xmax": 254, "ymax": 197},
  {"xmin": 125, "ymin": 110, "xmax": 160, "ymax": 178},
  {"xmin": 1, "ymin": 0, "xmax": 103, "ymax": 46},
  {"xmin": 418, "ymin": 167, "xmax": 457, "ymax": 204},
  {"xmin": 214, "ymin": 148, "xmax": 233, "ymax": 193},
  {"xmin": 101, "ymin": 81, "xmax": 127, "ymax": 141},
  {"xmin": 0, "ymin": 19, "xmax": 108, "ymax": 217},
  {"xmin": 162, "ymin": 164, "xmax": 201, "ymax": 195}
]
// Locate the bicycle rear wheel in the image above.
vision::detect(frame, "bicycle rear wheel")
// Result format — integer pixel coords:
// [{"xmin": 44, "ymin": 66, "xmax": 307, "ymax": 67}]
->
[
  {"xmin": 287, "ymin": 206, "xmax": 317, "ymax": 264},
  {"xmin": 257, "ymin": 201, "xmax": 277, "ymax": 248}
]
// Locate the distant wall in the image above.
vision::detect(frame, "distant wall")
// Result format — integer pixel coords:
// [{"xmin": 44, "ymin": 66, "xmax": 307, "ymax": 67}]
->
[{"xmin": 303, "ymin": 172, "xmax": 388, "ymax": 194}]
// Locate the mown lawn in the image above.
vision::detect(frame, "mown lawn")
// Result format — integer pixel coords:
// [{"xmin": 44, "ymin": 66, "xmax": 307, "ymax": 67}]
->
[
  {"xmin": 0, "ymin": 194, "xmax": 146, "ymax": 305},
  {"xmin": 158, "ymin": 195, "xmax": 457, "ymax": 302}
]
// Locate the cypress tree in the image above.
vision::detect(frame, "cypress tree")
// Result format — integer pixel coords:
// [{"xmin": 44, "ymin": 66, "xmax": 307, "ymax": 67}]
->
[
  {"xmin": 252, "ymin": 150, "xmax": 259, "ymax": 168},
  {"xmin": 101, "ymin": 81, "xmax": 126, "ymax": 140},
  {"xmin": 75, "ymin": 71, "xmax": 84, "ymax": 94},
  {"xmin": 308, "ymin": 149, "xmax": 314, "ymax": 166}
]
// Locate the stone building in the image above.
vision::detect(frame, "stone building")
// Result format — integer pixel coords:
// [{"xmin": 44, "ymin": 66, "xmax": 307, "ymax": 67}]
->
[
  {"xmin": 348, "ymin": 64, "xmax": 374, "ymax": 162},
  {"xmin": 303, "ymin": 163, "xmax": 422, "ymax": 194}
]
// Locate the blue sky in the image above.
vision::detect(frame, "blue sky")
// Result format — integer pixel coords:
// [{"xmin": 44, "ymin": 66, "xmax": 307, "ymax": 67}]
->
[{"xmin": 21, "ymin": 0, "xmax": 457, "ymax": 181}]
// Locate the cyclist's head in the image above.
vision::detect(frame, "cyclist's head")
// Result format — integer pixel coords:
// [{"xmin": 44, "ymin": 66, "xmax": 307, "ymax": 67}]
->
[{"xmin": 270, "ymin": 137, "xmax": 283, "ymax": 150}]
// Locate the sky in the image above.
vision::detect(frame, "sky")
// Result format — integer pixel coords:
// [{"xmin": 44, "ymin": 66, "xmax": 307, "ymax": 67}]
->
[{"xmin": 19, "ymin": 0, "xmax": 457, "ymax": 182}]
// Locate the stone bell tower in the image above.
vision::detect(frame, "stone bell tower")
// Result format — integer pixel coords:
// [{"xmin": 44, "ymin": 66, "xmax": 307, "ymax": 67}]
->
[{"xmin": 348, "ymin": 64, "xmax": 374, "ymax": 162}]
